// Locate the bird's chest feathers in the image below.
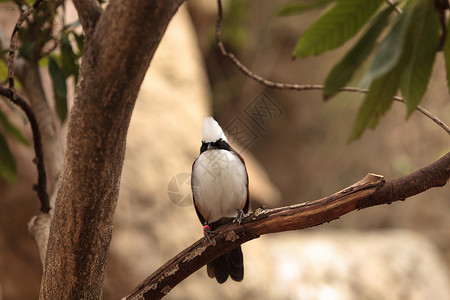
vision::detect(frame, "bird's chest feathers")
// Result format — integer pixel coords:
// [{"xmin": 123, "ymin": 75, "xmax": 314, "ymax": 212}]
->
[{"xmin": 192, "ymin": 149, "xmax": 247, "ymax": 223}]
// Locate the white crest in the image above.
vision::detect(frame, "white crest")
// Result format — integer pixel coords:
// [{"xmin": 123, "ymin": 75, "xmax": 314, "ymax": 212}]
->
[{"xmin": 202, "ymin": 117, "xmax": 227, "ymax": 143}]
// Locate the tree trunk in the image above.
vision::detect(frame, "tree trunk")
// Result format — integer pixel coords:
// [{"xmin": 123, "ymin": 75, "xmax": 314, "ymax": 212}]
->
[{"xmin": 40, "ymin": 1, "xmax": 184, "ymax": 298}]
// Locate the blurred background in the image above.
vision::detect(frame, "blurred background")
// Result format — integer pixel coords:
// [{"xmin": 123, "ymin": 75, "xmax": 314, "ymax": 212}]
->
[{"xmin": 0, "ymin": 0, "xmax": 449, "ymax": 299}]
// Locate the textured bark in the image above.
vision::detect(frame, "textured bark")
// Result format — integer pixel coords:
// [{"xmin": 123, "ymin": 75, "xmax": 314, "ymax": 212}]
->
[
  {"xmin": 28, "ymin": 213, "xmax": 51, "ymax": 265},
  {"xmin": 71, "ymin": 0, "xmax": 101, "ymax": 38},
  {"xmin": 126, "ymin": 152, "xmax": 450, "ymax": 299},
  {"xmin": 16, "ymin": 61, "xmax": 63, "ymax": 195},
  {"xmin": 40, "ymin": 1, "xmax": 184, "ymax": 299}
]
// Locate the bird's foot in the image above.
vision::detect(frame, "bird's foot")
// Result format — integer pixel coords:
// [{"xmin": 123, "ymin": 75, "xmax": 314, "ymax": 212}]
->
[
  {"xmin": 203, "ymin": 225, "xmax": 214, "ymax": 244},
  {"xmin": 233, "ymin": 210, "xmax": 245, "ymax": 225}
]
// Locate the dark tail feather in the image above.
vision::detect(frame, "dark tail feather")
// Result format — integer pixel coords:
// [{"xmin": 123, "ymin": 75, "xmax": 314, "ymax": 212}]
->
[
  {"xmin": 229, "ymin": 245, "xmax": 244, "ymax": 281},
  {"xmin": 207, "ymin": 246, "xmax": 244, "ymax": 284},
  {"xmin": 210, "ymin": 252, "xmax": 230, "ymax": 284}
]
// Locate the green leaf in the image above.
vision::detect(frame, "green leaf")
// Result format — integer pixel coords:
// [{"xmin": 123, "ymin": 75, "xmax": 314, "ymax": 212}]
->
[
  {"xmin": 60, "ymin": 31, "xmax": 77, "ymax": 76},
  {"xmin": 293, "ymin": 0, "xmax": 384, "ymax": 58},
  {"xmin": 18, "ymin": 41, "xmax": 36, "ymax": 61},
  {"xmin": 350, "ymin": 57, "xmax": 406, "ymax": 140},
  {"xmin": 38, "ymin": 56, "xmax": 48, "ymax": 68},
  {"xmin": 48, "ymin": 56, "xmax": 68, "ymax": 122},
  {"xmin": 0, "ymin": 59, "xmax": 7, "ymax": 80},
  {"xmin": 400, "ymin": 1, "xmax": 440, "ymax": 115},
  {"xmin": 324, "ymin": 4, "xmax": 395, "ymax": 99},
  {"xmin": 277, "ymin": 0, "xmax": 336, "ymax": 16},
  {"xmin": 360, "ymin": 0, "xmax": 419, "ymax": 87},
  {"xmin": 0, "ymin": 132, "xmax": 17, "ymax": 183},
  {"xmin": 444, "ymin": 18, "xmax": 450, "ymax": 93},
  {"xmin": 62, "ymin": 31, "xmax": 82, "ymax": 84},
  {"xmin": 0, "ymin": 109, "xmax": 29, "ymax": 146}
]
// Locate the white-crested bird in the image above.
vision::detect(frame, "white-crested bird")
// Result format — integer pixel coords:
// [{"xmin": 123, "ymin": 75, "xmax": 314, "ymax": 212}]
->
[{"xmin": 191, "ymin": 117, "xmax": 249, "ymax": 283}]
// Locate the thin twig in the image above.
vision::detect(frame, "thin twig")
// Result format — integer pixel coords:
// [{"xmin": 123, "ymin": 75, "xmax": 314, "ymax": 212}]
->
[
  {"xmin": 3, "ymin": 0, "xmax": 50, "ymax": 213},
  {"xmin": 215, "ymin": 0, "xmax": 450, "ymax": 137},
  {"xmin": 337, "ymin": 87, "xmax": 450, "ymax": 135}
]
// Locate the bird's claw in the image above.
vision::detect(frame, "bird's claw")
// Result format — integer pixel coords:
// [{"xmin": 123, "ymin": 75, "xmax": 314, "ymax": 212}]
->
[
  {"xmin": 203, "ymin": 225, "xmax": 214, "ymax": 244},
  {"xmin": 234, "ymin": 210, "xmax": 245, "ymax": 225}
]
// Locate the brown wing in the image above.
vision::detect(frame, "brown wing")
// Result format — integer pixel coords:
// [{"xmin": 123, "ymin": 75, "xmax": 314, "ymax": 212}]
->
[
  {"xmin": 191, "ymin": 157, "xmax": 206, "ymax": 225},
  {"xmin": 232, "ymin": 149, "xmax": 249, "ymax": 214}
]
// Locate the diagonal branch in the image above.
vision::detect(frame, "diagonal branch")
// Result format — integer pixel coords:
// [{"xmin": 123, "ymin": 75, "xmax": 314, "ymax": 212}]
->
[
  {"xmin": 214, "ymin": 0, "xmax": 450, "ymax": 137},
  {"xmin": 125, "ymin": 152, "xmax": 450, "ymax": 300}
]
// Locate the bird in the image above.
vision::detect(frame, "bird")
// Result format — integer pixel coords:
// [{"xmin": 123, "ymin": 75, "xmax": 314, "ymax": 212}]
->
[{"xmin": 191, "ymin": 117, "xmax": 249, "ymax": 284}]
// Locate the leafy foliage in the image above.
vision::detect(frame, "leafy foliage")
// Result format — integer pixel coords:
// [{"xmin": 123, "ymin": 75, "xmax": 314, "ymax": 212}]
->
[
  {"xmin": 0, "ymin": 0, "xmax": 83, "ymax": 183},
  {"xmin": 292, "ymin": 0, "xmax": 384, "ymax": 58},
  {"xmin": 360, "ymin": 1, "xmax": 416, "ymax": 88},
  {"xmin": 281, "ymin": 0, "xmax": 446, "ymax": 139},
  {"xmin": 0, "ymin": 109, "xmax": 30, "ymax": 183},
  {"xmin": 324, "ymin": 4, "xmax": 396, "ymax": 98},
  {"xmin": 48, "ymin": 56, "xmax": 68, "ymax": 122},
  {"xmin": 221, "ymin": 0, "xmax": 249, "ymax": 51},
  {"xmin": 350, "ymin": 52, "xmax": 407, "ymax": 139},
  {"xmin": 0, "ymin": 110, "xmax": 29, "ymax": 147},
  {"xmin": 399, "ymin": 0, "xmax": 440, "ymax": 115}
]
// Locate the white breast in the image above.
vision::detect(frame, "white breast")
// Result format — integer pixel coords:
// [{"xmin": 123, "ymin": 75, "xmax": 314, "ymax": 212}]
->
[{"xmin": 192, "ymin": 149, "xmax": 248, "ymax": 224}]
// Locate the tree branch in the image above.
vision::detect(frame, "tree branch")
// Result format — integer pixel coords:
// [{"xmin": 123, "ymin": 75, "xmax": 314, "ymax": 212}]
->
[
  {"xmin": 0, "ymin": 87, "xmax": 50, "ymax": 213},
  {"xmin": 214, "ymin": 0, "xmax": 450, "ymax": 137},
  {"xmin": 125, "ymin": 152, "xmax": 450, "ymax": 300},
  {"xmin": 15, "ymin": 60, "xmax": 63, "ymax": 199},
  {"xmin": 71, "ymin": 0, "xmax": 102, "ymax": 38}
]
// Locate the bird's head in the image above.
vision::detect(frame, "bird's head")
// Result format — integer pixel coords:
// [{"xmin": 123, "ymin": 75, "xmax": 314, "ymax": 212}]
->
[{"xmin": 201, "ymin": 117, "xmax": 228, "ymax": 143}]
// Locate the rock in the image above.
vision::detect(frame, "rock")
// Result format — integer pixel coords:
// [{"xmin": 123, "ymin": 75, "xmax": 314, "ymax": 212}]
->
[
  {"xmin": 242, "ymin": 230, "xmax": 450, "ymax": 300},
  {"xmin": 143, "ymin": 229, "xmax": 450, "ymax": 300}
]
